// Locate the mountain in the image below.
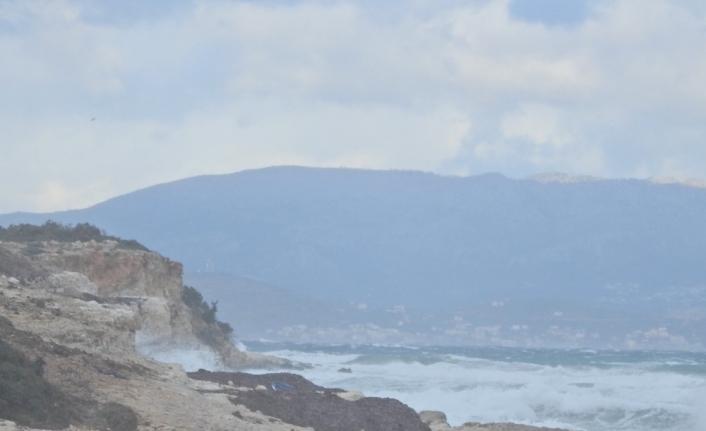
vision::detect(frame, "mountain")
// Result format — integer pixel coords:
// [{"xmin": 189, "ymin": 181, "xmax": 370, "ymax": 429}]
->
[{"xmin": 2, "ymin": 166, "xmax": 706, "ymax": 315}]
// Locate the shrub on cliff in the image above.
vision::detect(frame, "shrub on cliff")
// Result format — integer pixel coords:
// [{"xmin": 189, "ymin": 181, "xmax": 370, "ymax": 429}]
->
[
  {"xmin": 182, "ymin": 285, "xmax": 208, "ymax": 314},
  {"xmin": 182, "ymin": 285, "xmax": 219, "ymax": 324},
  {"xmin": 182, "ymin": 285, "xmax": 234, "ymax": 347},
  {"xmin": 0, "ymin": 338, "xmax": 73, "ymax": 429},
  {"xmin": 217, "ymin": 321, "xmax": 233, "ymax": 335},
  {"xmin": 0, "ymin": 221, "xmax": 149, "ymax": 251}
]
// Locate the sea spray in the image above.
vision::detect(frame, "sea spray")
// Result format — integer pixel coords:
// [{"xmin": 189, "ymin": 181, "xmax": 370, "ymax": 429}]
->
[
  {"xmin": 138, "ymin": 345, "xmax": 226, "ymax": 371},
  {"xmin": 135, "ymin": 331, "xmax": 227, "ymax": 371}
]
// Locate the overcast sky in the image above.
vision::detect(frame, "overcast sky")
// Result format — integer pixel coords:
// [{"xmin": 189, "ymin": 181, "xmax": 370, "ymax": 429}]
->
[{"xmin": 1, "ymin": 0, "xmax": 705, "ymax": 213}]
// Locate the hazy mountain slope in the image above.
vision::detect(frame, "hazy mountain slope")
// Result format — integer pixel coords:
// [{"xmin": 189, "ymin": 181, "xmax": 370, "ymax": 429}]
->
[
  {"xmin": 2, "ymin": 167, "xmax": 706, "ymax": 311},
  {"xmin": 182, "ymin": 273, "xmax": 352, "ymax": 337},
  {"xmin": 181, "ymin": 273, "xmax": 694, "ymax": 348}
]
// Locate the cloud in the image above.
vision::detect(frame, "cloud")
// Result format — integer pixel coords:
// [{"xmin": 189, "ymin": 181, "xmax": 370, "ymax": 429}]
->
[
  {"xmin": 502, "ymin": 103, "xmax": 573, "ymax": 149},
  {"xmin": 1, "ymin": 0, "xmax": 706, "ymax": 212},
  {"xmin": 176, "ymin": 101, "xmax": 471, "ymax": 172}
]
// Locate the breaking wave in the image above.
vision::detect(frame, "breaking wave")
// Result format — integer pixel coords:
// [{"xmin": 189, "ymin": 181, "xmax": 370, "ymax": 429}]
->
[{"xmin": 242, "ymin": 342, "xmax": 706, "ymax": 431}]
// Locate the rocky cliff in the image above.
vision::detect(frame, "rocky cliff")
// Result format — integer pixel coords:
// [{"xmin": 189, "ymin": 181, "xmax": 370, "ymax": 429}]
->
[
  {"xmin": 0, "ymin": 239, "xmax": 288, "ymax": 369},
  {"xmin": 0, "ymin": 238, "xmax": 565, "ymax": 431}
]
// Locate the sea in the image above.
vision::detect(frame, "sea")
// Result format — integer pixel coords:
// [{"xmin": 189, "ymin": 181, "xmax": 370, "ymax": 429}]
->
[{"xmin": 143, "ymin": 341, "xmax": 706, "ymax": 431}]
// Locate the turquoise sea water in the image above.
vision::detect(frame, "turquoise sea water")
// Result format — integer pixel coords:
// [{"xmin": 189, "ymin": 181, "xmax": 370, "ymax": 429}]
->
[{"xmin": 243, "ymin": 341, "xmax": 706, "ymax": 431}]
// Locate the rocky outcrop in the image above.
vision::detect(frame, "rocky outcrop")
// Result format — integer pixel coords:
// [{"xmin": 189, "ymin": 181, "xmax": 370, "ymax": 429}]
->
[
  {"xmin": 45, "ymin": 271, "xmax": 98, "ymax": 295},
  {"xmin": 35, "ymin": 241, "xmax": 198, "ymax": 347},
  {"xmin": 0, "ymin": 240, "xmax": 287, "ymax": 368}
]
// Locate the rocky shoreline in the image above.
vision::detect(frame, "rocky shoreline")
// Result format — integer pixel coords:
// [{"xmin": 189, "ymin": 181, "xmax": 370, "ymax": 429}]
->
[
  {"xmin": 187, "ymin": 369, "xmax": 569, "ymax": 431},
  {"xmin": 0, "ymin": 239, "xmax": 567, "ymax": 431}
]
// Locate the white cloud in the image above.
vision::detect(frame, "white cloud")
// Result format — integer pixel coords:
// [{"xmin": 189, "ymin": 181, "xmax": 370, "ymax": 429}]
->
[
  {"xmin": 0, "ymin": 100, "xmax": 469, "ymax": 212},
  {"xmin": 1, "ymin": 0, "xmax": 706, "ymax": 212},
  {"xmin": 25, "ymin": 181, "xmax": 105, "ymax": 212},
  {"xmin": 176, "ymin": 101, "xmax": 470, "ymax": 172},
  {"xmin": 502, "ymin": 103, "xmax": 573, "ymax": 149}
]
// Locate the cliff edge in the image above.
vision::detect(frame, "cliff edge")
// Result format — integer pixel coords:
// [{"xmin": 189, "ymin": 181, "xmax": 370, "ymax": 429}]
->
[{"xmin": 0, "ymin": 239, "xmax": 289, "ymax": 369}]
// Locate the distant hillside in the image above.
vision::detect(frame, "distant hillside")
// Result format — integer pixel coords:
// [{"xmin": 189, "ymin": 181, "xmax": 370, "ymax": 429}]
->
[
  {"xmin": 2, "ymin": 167, "xmax": 706, "ymax": 312},
  {"xmin": 182, "ymin": 273, "xmax": 348, "ymax": 337},
  {"xmin": 182, "ymin": 273, "xmax": 689, "ymax": 348}
]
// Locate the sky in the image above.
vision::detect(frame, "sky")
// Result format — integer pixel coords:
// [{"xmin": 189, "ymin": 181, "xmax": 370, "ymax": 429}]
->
[{"xmin": 1, "ymin": 0, "xmax": 706, "ymax": 213}]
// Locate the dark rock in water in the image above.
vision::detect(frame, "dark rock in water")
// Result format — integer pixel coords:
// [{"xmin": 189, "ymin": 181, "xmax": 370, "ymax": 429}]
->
[
  {"xmin": 338, "ymin": 367, "xmax": 352, "ymax": 373},
  {"xmin": 188, "ymin": 370, "xmax": 431, "ymax": 431}
]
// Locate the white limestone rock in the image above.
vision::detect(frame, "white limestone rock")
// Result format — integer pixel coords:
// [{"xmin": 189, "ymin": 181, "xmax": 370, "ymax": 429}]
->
[
  {"xmin": 46, "ymin": 271, "xmax": 98, "ymax": 295},
  {"xmin": 419, "ymin": 410, "xmax": 451, "ymax": 429}
]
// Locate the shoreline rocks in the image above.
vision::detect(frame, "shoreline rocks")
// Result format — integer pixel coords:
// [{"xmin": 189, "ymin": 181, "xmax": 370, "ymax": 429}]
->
[{"xmin": 188, "ymin": 369, "xmax": 432, "ymax": 431}]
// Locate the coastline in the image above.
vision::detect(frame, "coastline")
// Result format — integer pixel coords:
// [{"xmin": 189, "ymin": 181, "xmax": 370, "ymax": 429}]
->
[{"xmin": 0, "ymin": 239, "xmax": 568, "ymax": 431}]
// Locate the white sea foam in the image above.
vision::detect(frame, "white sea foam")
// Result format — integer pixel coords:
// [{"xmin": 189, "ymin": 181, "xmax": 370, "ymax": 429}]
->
[{"xmin": 248, "ymin": 346, "xmax": 706, "ymax": 431}]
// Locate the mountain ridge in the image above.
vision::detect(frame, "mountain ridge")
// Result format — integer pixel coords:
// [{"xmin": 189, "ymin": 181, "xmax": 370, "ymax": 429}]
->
[{"xmin": 1, "ymin": 166, "xmax": 705, "ymax": 313}]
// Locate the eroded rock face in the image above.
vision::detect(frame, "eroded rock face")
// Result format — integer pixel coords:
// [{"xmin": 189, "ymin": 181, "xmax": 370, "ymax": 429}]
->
[
  {"xmin": 0, "ymin": 240, "xmax": 285, "ymax": 369},
  {"xmin": 40, "ymin": 243, "xmax": 184, "ymax": 298},
  {"xmin": 0, "ymin": 245, "xmax": 49, "ymax": 280},
  {"xmin": 36, "ymin": 242, "xmax": 197, "ymax": 346},
  {"xmin": 45, "ymin": 271, "xmax": 98, "ymax": 295},
  {"xmin": 34, "ymin": 242, "xmax": 224, "ymax": 358},
  {"xmin": 1, "ymin": 282, "xmax": 142, "ymax": 355}
]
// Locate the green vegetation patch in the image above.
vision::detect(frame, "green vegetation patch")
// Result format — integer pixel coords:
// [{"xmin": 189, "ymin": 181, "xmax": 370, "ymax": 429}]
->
[
  {"xmin": 182, "ymin": 285, "xmax": 234, "ymax": 347},
  {"xmin": 0, "ymin": 338, "xmax": 74, "ymax": 429},
  {"xmin": 0, "ymin": 221, "xmax": 148, "ymax": 251},
  {"xmin": 183, "ymin": 285, "xmax": 218, "ymax": 325}
]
